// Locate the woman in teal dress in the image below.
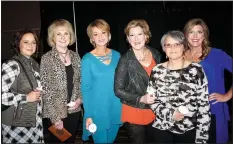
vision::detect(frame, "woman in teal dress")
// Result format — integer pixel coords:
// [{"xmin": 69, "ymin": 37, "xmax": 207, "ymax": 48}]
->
[
  {"xmin": 81, "ymin": 19, "xmax": 122, "ymax": 143},
  {"xmin": 184, "ymin": 18, "xmax": 232, "ymax": 144}
]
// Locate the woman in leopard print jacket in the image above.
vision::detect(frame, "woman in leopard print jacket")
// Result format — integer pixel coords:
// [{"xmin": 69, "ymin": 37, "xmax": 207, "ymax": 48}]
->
[{"xmin": 40, "ymin": 19, "xmax": 82, "ymax": 143}]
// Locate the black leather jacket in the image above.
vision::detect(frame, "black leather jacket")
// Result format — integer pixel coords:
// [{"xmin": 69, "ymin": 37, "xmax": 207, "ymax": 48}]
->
[{"xmin": 114, "ymin": 46, "xmax": 161, "ymax": 109}]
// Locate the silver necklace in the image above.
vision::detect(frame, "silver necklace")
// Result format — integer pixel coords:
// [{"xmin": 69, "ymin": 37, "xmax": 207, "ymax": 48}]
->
[{"xmin": 136, "ymin": 49, "xmax": 148, "ymax": 61}]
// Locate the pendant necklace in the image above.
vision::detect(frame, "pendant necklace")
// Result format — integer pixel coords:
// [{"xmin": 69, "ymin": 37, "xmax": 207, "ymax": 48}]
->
[
  {"xmin": 57, "ymin": 49, "xmax": 69, "ymax": 63},
  {"xmin": 136, "ymin": 48, "xmax": 148, "ymax": 61}
]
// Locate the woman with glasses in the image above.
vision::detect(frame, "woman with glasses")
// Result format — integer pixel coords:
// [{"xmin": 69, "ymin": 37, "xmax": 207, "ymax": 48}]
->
[{"xmin": 146, "ymin": 30, "xmax": 211, "ymax": 143}]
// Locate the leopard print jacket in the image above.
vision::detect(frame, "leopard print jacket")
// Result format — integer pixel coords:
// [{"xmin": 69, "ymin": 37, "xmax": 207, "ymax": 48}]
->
[{"xmin": 40, "ymin": 48, "xmax": 82, "ymax": 123}]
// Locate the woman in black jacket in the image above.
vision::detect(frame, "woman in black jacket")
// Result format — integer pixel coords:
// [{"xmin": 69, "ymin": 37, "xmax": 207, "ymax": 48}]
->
[{"xmin": 114, "ymin": 19, "xmax": 161, "ymax": 143}]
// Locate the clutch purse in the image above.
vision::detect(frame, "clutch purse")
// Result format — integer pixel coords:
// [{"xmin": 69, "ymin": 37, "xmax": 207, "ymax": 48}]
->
[{"xmin": 48, "ymin": 125, "xmax": 72, "ymax": 142}]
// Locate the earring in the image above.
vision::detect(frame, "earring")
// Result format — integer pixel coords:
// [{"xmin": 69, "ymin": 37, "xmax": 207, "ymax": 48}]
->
[{"xmin": 166, "ymin": 55, "xmax": 168, "ymax": 59}]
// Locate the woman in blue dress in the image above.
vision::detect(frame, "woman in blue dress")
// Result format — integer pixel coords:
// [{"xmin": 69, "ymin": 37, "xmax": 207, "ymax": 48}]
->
[
  {"xmin": 81, "ymin": 19, "xmax": 122, "ymax": 143},
  {"xmin": 184, "ymin": 18, "xmax": 232, "ymax": 144}
]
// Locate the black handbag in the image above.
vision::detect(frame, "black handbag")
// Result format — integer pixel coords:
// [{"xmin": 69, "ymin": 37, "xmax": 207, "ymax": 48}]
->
[{"xmin": 2, "ymin": 58, "xmax": 37, "ymax": 127}]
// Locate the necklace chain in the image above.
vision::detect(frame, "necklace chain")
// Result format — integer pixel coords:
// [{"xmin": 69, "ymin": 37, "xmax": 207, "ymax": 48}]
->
[
  {"xmin": 136, "ymin": 49, "xmax": 148, "ymax": 61},
  {"xmin": 57, "ymin": 49, "xmax": 69, "ymax": 63}
]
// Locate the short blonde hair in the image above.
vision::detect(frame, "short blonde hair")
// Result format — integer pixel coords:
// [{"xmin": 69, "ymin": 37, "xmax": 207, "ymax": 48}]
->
[
  {"xmin": 47, "ymin": 19, "xmax": 76, "ymax": 48},
  {"xmin": 124, "ymin": 19, "xmax": 151, "ymax": 44},
  {"xmin": 87, "ymin": 19, "xmax": 111, "ymax": 46}
]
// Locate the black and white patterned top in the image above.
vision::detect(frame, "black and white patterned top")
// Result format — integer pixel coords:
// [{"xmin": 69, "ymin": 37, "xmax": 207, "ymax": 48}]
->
[
  {"xmin": 2, "ymin": 60, "xmax": 41, "ymax": 105},
  {"xmin": 2, "ymin": 59, "xmax": 44, "ymax": 143},
  {"xmin": 147, "ymin": 62, "xmax": 210, "ymax": 143}
]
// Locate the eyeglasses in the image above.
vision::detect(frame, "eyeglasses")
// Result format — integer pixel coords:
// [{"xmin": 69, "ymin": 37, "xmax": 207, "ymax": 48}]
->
[{"xmin": 164, "ymin": 43, "xmax": 183, "ymax": 49}]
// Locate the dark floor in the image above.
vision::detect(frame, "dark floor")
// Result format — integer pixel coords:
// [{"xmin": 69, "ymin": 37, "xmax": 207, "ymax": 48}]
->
[
  {"xmin": 44, "ymin": 116, "xmax": 232, "ymax": 144},
  {"xmin": 75, "ymin": 121, "xmax": 232, "ymax": 144},
  {"xmin": 76, "ymin": 125, "xmax": 129, "ymax": 144}
]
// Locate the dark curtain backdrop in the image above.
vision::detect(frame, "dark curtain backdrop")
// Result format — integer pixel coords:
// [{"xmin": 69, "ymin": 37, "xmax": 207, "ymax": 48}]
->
[
  {"xmin": 40, "ymin": 2, "xmax": 76, "ymax": 55},
  {"xmin": 40, "ymin": 0, "xmax": 232, "ymax": 100},
  {"xmin": 40, "ymin": 1, "xmax": 232, "ymax": 105},
  {"xmin": 1, "ymin": 1, "xmax": 41, "ymax": 62},
  {"xmin": 40, "ymin": 1, "xmax": 232, "ymax": 58}
]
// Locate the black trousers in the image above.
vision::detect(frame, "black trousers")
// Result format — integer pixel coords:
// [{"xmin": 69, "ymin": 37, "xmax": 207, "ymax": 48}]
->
[
  {"xmin": 124, "ymin": 121, "xmax": 155, "ymax": 143},
  {"xmin": 153, "ymin": 128, "xmax": 196, "ymax": 144},
  {"xmin": 208, "ymin": 114, "xmax": 217, "ymax": 143},
  {"xmin": 47, "ymin": 111, "xmax": 81, "ymax": 143}
]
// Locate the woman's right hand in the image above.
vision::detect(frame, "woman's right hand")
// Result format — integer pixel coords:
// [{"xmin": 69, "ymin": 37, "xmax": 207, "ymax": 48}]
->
[
  {"xmin": 140, "ymin": 93, "xmax": 155, "ymax": 104},
  {"xmin": 85, "ymin": 118, "xmax": 93, "ymax": 130},
  {"xmin": 26, "ymin": 90, "xmax": 40, "ymax": 102},
  {"xmin": 172, "ymin": 111, "xmax": 184, "ymax": 121}
]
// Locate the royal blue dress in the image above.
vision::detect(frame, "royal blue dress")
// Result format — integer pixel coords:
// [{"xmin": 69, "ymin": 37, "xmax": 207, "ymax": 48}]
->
[
  {"xmin": 81, "ymin": 49, "xmax": 122, "ymax": 141},
  {"xmin": 200, "ymin": 48, "xmax": 232, "ymax": 143}
]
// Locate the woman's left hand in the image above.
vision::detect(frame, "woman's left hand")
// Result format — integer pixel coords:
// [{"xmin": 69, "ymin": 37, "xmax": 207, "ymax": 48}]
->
[
  {"xmin": 209, "ymin": 93, "xmax": 230, "ymax": 103},
  {"xmin": 68, "ymin": 98, "xmax": 82, "ymax": 110},
  {"xmin": 54, "ymin": 120, "xmax": 63, "ymax": 130}
]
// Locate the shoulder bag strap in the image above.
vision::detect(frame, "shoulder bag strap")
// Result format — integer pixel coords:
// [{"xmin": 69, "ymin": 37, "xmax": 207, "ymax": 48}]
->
[{"xmin": 11, "ymin": 58, "xmax": 33, "ymax": 89}]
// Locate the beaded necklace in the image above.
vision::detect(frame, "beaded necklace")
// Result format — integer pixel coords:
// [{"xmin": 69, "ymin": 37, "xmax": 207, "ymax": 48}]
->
[{"xmin": 96, "ymin": 51, "xmax": 112, "ymax": 62}]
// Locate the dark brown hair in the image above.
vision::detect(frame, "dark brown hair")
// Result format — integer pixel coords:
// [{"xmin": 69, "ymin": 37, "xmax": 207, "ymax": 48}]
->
[{"xmin": 11, "ymin": 28, "xmax": 39, "ymax": 57}]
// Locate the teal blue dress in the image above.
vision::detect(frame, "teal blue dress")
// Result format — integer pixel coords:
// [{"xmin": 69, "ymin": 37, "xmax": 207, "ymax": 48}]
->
[{"xmin": 81, "ymin": 49, "xmax": 122, "ymax": 141}]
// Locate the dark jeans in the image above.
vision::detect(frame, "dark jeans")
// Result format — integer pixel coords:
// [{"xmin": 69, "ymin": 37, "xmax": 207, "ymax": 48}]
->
[
  {"xmin": 153, "ymin": 128, "xmax": 196, "ymax": 143},
  {"xmin": 47, "ymin": 112, "xmax": 81, "ymax": 143},
  {"xmin": 124, "ymin": 121, "xmax": 155, "ymax": 143}
]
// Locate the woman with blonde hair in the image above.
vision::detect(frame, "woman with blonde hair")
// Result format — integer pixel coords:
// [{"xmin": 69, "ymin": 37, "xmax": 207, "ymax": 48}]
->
[
  {"xmin": 184, "ymin": 18, "xmax": 232, "ymax": 143},
  {"xmin": 40, "ymin": 19, "xmax": 82, "ymax": 143},
  {"xmin": 114, "ymin": 19, "xmax": 161, "ymax": 143},
  {"xmin": 81, "ymin": 19, "xmax": 122, "ymax": 143}
]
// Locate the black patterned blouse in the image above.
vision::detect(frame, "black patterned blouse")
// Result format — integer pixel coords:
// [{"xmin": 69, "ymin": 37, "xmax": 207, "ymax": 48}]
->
[{"xmin": 147, "ymin": 62, "xmax": 210, "ymax": 143}]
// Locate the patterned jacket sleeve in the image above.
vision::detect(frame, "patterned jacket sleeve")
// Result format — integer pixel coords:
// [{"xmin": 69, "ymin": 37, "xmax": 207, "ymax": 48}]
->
[
  {"xmin": 72, "ymin": 53, "xmax": 82, "ymax": 101},
  {"xmin": 195, "ymin": 67, "xmax": 211, "ymax": 143},
  {"xmin": 2, "ymin": 60, "xmax": 27, "ymax": 106},
  {"xmin": 147, "ymin": 67, "xmax": 175, "ymax": 124},
  {"xmin": 40, "ymin": 55, "xmax": 60, "ymax": 123}
]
